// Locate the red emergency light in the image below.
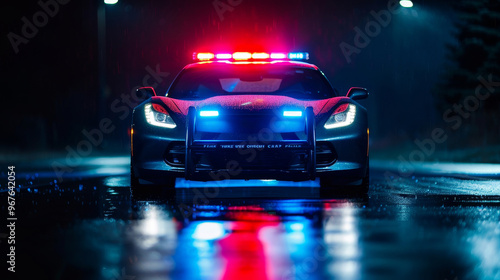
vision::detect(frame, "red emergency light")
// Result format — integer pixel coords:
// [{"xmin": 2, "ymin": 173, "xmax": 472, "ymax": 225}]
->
[{"xmin": 193, "ymin": 52, "xmax": 309, "ymax": 62}]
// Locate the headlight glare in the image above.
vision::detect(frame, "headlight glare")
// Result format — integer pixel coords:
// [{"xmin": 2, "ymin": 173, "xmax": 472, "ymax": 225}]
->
[
  {"xmin": 324, "ymin": 104, "xmax": 356, "ymax": 129},
  {"xmin": 145, "ymin": 103, "xmax": 177, "ymax": 128}
]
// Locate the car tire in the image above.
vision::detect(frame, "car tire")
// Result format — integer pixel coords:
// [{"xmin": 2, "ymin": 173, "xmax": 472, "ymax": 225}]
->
[
  {"xmin": 320, "ymin": 159, "xmax": 369, "ymax": 195},
  {"xmin": 130, "ymin": 165, "xmax": 177, "ymax": 198},
  {"xmin": 130, "ymin": 166, "xmax": 143, "ymax": 197},
  {"xmin": 358, "ymin": 160, "xmax": 370, "ymax": 194}
]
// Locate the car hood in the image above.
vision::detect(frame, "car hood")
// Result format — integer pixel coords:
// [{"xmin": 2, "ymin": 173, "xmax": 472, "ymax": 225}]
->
[{"xmin": 153, "ymin": 95, "xmax": 349, "ymax": 117}]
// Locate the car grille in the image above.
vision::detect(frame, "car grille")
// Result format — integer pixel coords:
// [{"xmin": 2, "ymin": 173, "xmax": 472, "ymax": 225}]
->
[
  {"xmin": 165, "ymin": 141, "xmax": 337, "ymax": 168},
  {"xmin": 316, "ymin": 142, "xmax": 337, "ymax": 167},
  {"xmin": 194, "ymin": 150, "xmax": 308, "ymax": 171},
  {"xmin": 164, "ymin": 141, "xmax": 185, "ymax": 166}
]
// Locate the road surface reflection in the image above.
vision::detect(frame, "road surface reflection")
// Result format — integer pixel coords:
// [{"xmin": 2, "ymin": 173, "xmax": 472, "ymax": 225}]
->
[
  {"xmin": 126, "ymin": 190, "xmax": 368, "ymax": 280},
  {"xmin": 2, "ymin": 174, "xmax": 499, "ymax": 280}
]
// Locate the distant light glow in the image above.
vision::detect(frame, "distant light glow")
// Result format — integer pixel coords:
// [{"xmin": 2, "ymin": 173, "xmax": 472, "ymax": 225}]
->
[
  {"xmin": 283, "ymin": 111, "xmax": 303, "ymax": 117},
  {"xmin": 94, "ymin": 167, "xmax": 129, "ymax": 176},
  {"xmin": 270, "ymin": 53, "xmax": 287, "ymax": 59},
  {"xmin": 104, "ymin": 0, "xmax": 118, "ymax": 4},
  {"xmin": 216, "ymin": 53, "xmax": 232, "ymax": 59},
  {"xmin": 232, "ymin": 52, "xmax": 252, "ymax": 60},
  {"xmin": 199, "ymin": 110, "xmax": 219, "ymax": 117},
  {"xmin": 399, "ymin": 0, "xmax": 413, "ymax": 8}
]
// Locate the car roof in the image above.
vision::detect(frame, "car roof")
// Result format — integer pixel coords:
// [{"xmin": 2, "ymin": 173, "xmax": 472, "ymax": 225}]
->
[{"xmin": 183, "ymin": 60, "xmax": 320, "ymax": 71}]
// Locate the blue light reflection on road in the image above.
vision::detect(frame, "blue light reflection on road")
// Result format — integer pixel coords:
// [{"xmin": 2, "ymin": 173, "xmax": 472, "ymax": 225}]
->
[{"xmin": 129, "ymin": 199, "xmax": 361, "ymax": 280}]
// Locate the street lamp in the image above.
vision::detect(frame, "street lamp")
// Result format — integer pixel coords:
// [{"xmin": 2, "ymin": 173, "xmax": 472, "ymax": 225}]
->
[
  {"xmin": 400, "ymin": 0, "xmax": 414, "ymax": 8},
  {"xmin": 98, "ymin": 0, "xmax": 118, "ymax": 119}
]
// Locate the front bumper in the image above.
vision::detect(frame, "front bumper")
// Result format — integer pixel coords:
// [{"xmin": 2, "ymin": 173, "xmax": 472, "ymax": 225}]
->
[{"xmin": 131, "ymin": 103, "xmax": 368, "ymax": 184}]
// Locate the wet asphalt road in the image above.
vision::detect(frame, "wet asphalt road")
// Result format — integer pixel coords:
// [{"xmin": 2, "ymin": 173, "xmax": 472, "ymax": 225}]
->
[{"xmin": 1, "ymin": 166, "xmax": 500, "ymax": 280}]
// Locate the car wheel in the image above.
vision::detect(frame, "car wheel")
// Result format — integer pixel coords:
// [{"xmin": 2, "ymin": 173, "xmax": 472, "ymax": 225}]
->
[
  {"xmin": 130, "ymin": 166, "xmax": 143, "ymax": 197},
  {"xmin": 357, "ymin": 160, "xmax": 370, "ymax": 194},
  {"xmin": 130, "ymin": 166, "xmax": 176, "ymax": 198},
  {"xmin": 320, "ymin": 159, "xmax": 369, "ymax": 195}
]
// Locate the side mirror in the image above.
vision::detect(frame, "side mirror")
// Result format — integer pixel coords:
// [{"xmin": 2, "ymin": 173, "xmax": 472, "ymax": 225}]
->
[
  {"xmin": 346, "ymin": 87, "xmax": 369, "ymax": 100},
  {"xmin": 136, "ymin": 87, "xmax": 156, "ymax": 99}
]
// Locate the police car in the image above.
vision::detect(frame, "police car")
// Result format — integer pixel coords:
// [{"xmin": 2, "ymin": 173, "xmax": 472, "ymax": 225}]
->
[{"xmin": 130, "ymin": 52, "xmax": 369, "ymax": 194}]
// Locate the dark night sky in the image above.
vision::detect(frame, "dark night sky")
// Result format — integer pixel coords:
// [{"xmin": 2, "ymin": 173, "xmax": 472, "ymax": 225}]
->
[{"xmin": 2, "ymin": 0, "xmax": 458, "ymax": 154}]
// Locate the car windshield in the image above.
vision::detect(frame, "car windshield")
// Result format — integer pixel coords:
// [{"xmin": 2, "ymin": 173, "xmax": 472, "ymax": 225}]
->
[{"xmin": 167, "ymin": 63, "xmax": 337, "ymax": 100}]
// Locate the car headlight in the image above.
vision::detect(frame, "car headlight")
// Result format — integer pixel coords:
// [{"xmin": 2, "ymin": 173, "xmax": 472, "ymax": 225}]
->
[
  {"xmin": 324, "ymin": 104, "xmax": 356, "ymax": 129},
  {"xmin": 145, "ymin": 103, "xmax": 177, "ymax": 128}
]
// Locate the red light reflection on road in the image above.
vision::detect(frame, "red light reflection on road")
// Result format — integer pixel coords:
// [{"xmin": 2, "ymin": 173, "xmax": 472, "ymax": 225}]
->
[{"xmin": 218, "ymin": 205, "xmax": 290, "ymax": 280}]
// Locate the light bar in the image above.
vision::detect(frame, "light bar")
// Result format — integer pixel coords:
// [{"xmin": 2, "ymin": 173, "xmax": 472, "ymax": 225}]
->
[
  {"xmin": 232, "ymin": 52, "xmax": 252, "ymax": 60},
  {"xmin": 199, "ymin": 110, "xmax": 219, "ymax": 117},
  {"xmin": 288, "ymin": 52, "xmax": 309, "ymax": 60},
  {"xmin": 252, "ymin": 52, "xmax": 270, "ymax": 59},
  {"xmin": 283, "ymin": 111, "xmax": 303, "ymax": 117},
  {"xmin": 197, "ymin": 53, "xmax": 214, "ymax": 60},
  {"xmin": 216, "ymin": 53, "xmax": 232, "ymax": 59},
  {"xmin": 270, "ymin": 53, "xmax": 287, "ymax": 59},
  {"xmin": 193, "ymin": 52, "xmax": 309, "ymax": 61}
]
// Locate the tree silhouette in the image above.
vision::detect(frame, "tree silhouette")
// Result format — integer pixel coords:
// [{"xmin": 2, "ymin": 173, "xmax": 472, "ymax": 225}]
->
[{"xmin": 434, "ymin": 0, "xmax": 500, "ymax": 149}]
